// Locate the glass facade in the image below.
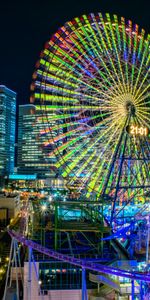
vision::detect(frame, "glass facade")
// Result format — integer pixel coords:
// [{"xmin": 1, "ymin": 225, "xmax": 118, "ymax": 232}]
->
[
  {"xmin": 17, "ymin": 105, "xmax": 58, "ymax": 178},
  {"xmin": 39, "ymin": 261, "xmax": 95, "ymax": 290},
  {"xmin": 0, "ymin": 85, "xmax": 16, "ymax": 176},
  {"xmin": 39, "ymin": 262, "xmax": 82, "ymax": 290}
]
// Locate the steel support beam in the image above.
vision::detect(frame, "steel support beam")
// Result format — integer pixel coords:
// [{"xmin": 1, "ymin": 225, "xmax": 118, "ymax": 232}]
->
[{"xmin": 82, "ymin": 268, "xmax": 87, "ymax": 300}]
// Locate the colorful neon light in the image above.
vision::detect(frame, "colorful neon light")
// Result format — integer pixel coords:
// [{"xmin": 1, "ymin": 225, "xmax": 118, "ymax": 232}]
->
[{"xmin": 31, "ymin": 13, "xmax": 149, "ymax": 209}]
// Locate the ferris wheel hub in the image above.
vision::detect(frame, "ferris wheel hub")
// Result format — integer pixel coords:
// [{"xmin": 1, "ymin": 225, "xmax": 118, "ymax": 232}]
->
[{"xmin": 125, "ymin": 101, "xmax": 136, "ymax": 116}]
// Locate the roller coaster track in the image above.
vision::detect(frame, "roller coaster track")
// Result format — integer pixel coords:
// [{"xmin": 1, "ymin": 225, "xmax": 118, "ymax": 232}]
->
[{"xmin": 8, "ymin": 230, "xmax": 150, "ymax": 283}]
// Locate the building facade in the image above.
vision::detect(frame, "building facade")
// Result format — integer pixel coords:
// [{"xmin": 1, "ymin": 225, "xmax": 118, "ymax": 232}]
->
[
  {"xmin": 17, "ymin": 104, "xmax": 58, "ymax": 179},
  {"xmin": 0, "ymin": 85, "xmax": 16, "ymax": 178}
]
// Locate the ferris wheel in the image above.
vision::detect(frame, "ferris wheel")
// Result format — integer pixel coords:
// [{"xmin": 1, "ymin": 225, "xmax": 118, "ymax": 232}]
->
[{"xmin": 31, "ymin": 13, "xmax": 150, "ymax": 224}]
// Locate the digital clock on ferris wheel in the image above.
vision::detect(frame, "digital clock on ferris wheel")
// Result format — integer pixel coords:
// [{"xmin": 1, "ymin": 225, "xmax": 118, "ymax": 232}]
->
[{"xmin": 126, "ymin": 125, "xmax": 149, "ymax": 136}]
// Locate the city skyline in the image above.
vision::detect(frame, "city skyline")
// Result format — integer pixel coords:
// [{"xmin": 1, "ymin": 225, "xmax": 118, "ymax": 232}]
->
[
  {"xmin": 0, "ymin": 5, "xmax": 149, "ymax": 299},
  {"xmin": 0, "ymin": 0, "xmax": 150, "ymax": 107}
]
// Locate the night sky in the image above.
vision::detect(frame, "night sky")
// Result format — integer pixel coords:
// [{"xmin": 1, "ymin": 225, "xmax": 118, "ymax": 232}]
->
[{"xmin": 0, "ymin": 0, "xmax": 149, "ymax": 107}]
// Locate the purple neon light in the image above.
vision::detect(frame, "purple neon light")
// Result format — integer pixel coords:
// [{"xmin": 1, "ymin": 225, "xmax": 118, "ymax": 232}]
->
[{"xmin": 8, "ymin": 230, "xmax": 150, "ymax": 282}]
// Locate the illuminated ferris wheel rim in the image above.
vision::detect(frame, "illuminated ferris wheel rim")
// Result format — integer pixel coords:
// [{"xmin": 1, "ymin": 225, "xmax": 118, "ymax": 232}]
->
[
  {"xmin": 43, "ymin": 13, "xmax": 150, "ymax": 49},
  {"xmin": 31, "ymin": 12, "xmax": 150, "ymax": 198}
]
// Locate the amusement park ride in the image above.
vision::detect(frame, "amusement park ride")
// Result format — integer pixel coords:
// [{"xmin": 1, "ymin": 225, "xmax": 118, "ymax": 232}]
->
[{"xmin": 3, "ymin": 12, "xmax": 150, "ymax": 300}]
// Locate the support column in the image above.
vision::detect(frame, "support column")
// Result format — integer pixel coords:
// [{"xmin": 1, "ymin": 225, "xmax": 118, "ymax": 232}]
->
[
  {"xmin": 101, "ymin": 200, "xmax": 104, "ymax": 257},
  {"xmin": 3, "ymin": 238, "xmax": 14, "ymax": 300},
  {"xmin": 140, "ymin": 281, "xmax": 144, "ymax": 300},
  {"xmin": 54, "ymin": 201, "xmax": 58, "ymax": 250},
  {"xmin": 28, "ymin": 247, "xmax": 32, "ymax": 300},
  {"xmin": 31, "ymin": 253, "xmax": 42, "ymax": 296},
  {"xmin": 131, "ymin": 279, "xmax": 134, "ymax": 300},
  {"xmin": 101, "ymin": 233, "xmax": 103, "ymax": 257},
  {"xmin": 130, "ymin": 221, "xmax": 134, "ymax": 259},
  {"xmin": 82, "ymin": 268, "xmax": 87, "ymax": 300},
  {"xmin": 146, "ymin": 216, "xmax": 150, "ymax": 266},
  {"xmin": 14, "ymin": 240, "xmax": 19, "ymax": 300}
]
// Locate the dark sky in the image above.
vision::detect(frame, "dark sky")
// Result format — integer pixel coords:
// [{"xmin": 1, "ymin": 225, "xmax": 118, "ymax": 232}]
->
[{"xmin": 0, "ymin": 0, "xmax": 149, "ymax": 106}]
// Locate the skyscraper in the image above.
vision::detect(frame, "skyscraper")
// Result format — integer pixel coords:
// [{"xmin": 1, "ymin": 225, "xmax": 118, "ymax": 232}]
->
[
  {"xmin": 0, "ymin": 85, "xmax": 16, "ymax": 178},
  {"xmin": 17, "ymin": 104, "xmax": 57, "ymax": 179}
]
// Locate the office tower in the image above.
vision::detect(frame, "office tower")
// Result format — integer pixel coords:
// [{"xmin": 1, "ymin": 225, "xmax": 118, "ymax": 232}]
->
[
  {"xmin": 17, "ymin": 104, "xmax": 57, "ymax": 179},
  {"xmin": 0, "ymin": 85, "xmax": 16, "ymax": 178}
]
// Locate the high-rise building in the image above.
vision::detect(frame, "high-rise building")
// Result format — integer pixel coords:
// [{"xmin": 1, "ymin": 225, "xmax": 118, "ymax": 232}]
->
[
  {"xmin": 0, "ymin": 85, "xmax": 16, "ymax": 178},
  {"xmin": 17, "ymin": 104, "xmax": 57, "ymax": 179}
]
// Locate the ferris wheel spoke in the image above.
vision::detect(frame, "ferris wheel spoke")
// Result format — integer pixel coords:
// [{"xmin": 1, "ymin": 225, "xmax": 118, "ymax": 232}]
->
[
  {"xmin": 55, "ymin": 110, "xmax": 127, "ymax": 177},
  {"xmin": 73, "ymin": 125, "xmax": 118, "ymax": 182},
  {"xmin": 91, "ymin": 13, "xmax": 127, "ymax": 95},
  {"xmin": 105, "ymin": 14, "xmax": 128, "ymax": 89},
  {"xmin": 136, "ymin": 94, "xmax": 150, "ymax": 106},
  {"xmin": 130, "ymin": 25, "xmax": 139, "ymax": 93},
  {"xmin": 43, "ymin": 112, "xmax": 112, "ymax": 151},
  {"xmin": 75, "ymin": 16, "xmax": 125, "ymax": 95},
  {"xmin": 38, "ymin": 61, "xmax": 125, "ymax": 101},
  {"xmin": 77, "ymin": 151, "xmax": 104, "ymax": 188},
  {"xmin": 97, "ymin": 14, "xmax": 126, "ymax": 92},
  {"xmin": 136, "ymin": 111, "xmax": 150, "ymax": 128},
  {"xmin": 134, "ymin": 80, "xmax": 150, "ymax": 103},
  {"xmin": 133, "ymin": 47, "xmax": 149, "ymax": 96},
  {"xmin": 86, "ymin": 121, "xmax": 126, "ymax": 194},
  {"xmin": 74, "ymin": 15, "xmax": 124, "ymax": 94},
  {"xmin": 72, "ymin": 150, "xmax": 96, "ymax": 180},
  {"xmin": 137, "ymin": 109, "xmax": 150, "ymax": 123},
  {"xmin": 35, "ymin": 81, "xmax": 111, "ymax": 104},
  {"xmin": 45, "ymin": 113, "xmax": 115, "ymax": 152},
  {"xmin": 48, "ymin": 136, "xmax": 86, "ymax": 158},
  {"xmin": 37, "ymin": 70, "xmax": 79, "ymax": 89},
  {"xmin": 42, "ymin": 112, "xmax": 111, "ymax": 135},
  {"xmin": 58, "ymin": 22, "xmax": 116, "ymax": 90},
  {"xmin": 56, "ymin": 114, "xmax": 124, "ymax": 176},
  {"xmin": 39, "ymin": 61, "xmax": 113, "ymax": 99}
]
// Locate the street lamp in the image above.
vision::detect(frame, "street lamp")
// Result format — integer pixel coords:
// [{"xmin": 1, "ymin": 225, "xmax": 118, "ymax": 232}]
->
[
  {"xmin": 41, "ymin": 204, "xmax": 47, "ymax": 212},
  {"xmin": 48, "ymin": 195, "xmax": 52, "ymax": 202}
]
